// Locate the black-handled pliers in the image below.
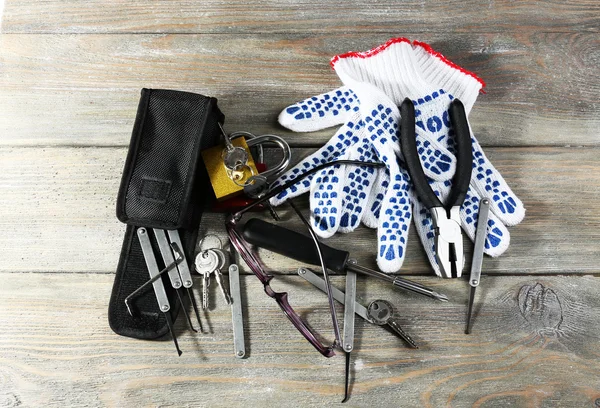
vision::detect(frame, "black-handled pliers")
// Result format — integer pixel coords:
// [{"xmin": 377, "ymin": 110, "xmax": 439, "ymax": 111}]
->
[{"xmin": 399, "ymin": 98, "xmax": 473, "ymax": 278}]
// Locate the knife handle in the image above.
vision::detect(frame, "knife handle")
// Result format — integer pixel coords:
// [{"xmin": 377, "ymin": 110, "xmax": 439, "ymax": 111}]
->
[{"xmin": 242, "ymin": 218, "xmax": 349, "ymax": 273}]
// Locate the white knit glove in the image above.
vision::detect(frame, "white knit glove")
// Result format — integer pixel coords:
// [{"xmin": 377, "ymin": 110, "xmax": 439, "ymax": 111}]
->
[{"xmin": 272, "ymin": 39, "xmax": 525, "ymax": 275}]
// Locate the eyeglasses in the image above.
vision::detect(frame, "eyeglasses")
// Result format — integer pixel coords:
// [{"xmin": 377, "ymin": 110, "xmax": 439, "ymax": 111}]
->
[
  {"xmin": 226, "ymin": 159, "xmax": 384, "ymax": 357},
  {"xmin": 226, "ymin": 218, "xmax": 336, "ymax": 357}
]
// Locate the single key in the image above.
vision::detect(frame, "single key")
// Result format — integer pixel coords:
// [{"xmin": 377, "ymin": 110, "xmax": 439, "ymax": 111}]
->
[
  {"xmin": 366, "ymin": 299, "xmax": 418, "ymax": 349},
  {"xmin": 194, "ymin": 250, "xmax": 219, "ymax": 310},
  {"xmin": 212, "ymin": 248, "xmax": 232, "ymax": 305}
]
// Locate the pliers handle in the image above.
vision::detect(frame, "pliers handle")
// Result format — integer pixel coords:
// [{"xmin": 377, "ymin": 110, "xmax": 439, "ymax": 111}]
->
[{"xmin": 399, "ymin": 98, "xmax": 473, "ymax": 278}]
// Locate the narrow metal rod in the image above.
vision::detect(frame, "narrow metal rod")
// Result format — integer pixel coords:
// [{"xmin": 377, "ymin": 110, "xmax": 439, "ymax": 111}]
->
[
  {"xmin": 176, "ymin": 289, "xmax": 198, "ymax": 333},
  {"xmin": 342, "ymin": 351, "xmax": 351, "ymax": 403},
  {"xmin": 187, "ymin": 289, "xmax": 203, "ymax": 333},
  {"xmin": 165, "ymin": 311, "xmax": 182, "ymax": 356},
  {"xmin": 346, "ymin": 262, "xmax": 448, "ymax": 302},
  {"xmin": 466, "ymin": 286, "xmax": 477, "ymax": 335}
]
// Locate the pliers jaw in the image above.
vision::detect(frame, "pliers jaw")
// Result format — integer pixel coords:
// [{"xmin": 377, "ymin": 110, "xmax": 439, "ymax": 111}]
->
[{"xmin": 431, "ymin": 206, "xmax": 464, "ymax": 278}]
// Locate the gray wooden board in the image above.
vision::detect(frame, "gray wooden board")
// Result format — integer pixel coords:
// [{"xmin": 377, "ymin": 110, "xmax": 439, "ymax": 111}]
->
[
  {"xmin": 0, "ymin": 146, "xmax": 598, "ymax": 275},
  {"xmin": 0, "ymin": 273, "xmax": 598, "ymax": 407},
  {"xmin": 2, "ymin": 0, "xmax": 599, "ymax": 33},
  {"xmin": 1, "ymin": 0, "xmax": 599, "ymax": 406},
  {"xmin": 0, "ymin": 33, "xmax": 598, "ymax": 147}
]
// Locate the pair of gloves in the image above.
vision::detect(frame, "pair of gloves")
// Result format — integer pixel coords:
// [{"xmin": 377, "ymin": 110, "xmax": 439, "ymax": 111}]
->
[{"xmin": 269, "ymin": 38, "xmax": 525, "ymax": 277}]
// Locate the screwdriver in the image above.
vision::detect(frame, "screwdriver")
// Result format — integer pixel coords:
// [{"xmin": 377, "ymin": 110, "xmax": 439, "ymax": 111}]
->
[{"xmin": 242, "ymin": 219, "xmax": 448, "ymax": 302}]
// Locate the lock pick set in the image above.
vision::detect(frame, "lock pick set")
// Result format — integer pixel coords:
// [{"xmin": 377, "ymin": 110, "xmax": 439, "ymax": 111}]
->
[{"xmin": 107, "ymin": 37, "xmax": 525, "ymax": 402}]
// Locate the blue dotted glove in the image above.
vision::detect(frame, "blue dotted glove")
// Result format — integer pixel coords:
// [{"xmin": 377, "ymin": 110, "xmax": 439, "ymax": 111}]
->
[
  {"xmin": 271, "ymin": 83, "xmax": 457, "ymax": 272},
  {"xmin": 272, "ymin": 38, "xmax": 525, "ymax": 275}
]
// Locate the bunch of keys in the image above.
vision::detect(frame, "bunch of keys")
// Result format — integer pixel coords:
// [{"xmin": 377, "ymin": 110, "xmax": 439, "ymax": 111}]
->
[
  {"xmin": 194, "ymin": 235, "xmax": 232, "ymax": 309},
  {"xmin": 220, "ymin": 124, "xmax": 258, "ymax": 186},
  {"xmin": 202, "ymin": 124, "xmax": 292, "ymax": 202}
]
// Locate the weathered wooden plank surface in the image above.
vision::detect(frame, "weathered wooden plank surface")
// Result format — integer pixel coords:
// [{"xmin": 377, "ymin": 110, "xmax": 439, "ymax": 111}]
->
[
  {"xmin": 0, "ymin": 273, "xmax": 598, "ymax": 407},
  {"xmin": 1, "ymin": 33, "xmax": 598, "ymax": 147},
  {"xmin": 2, "ymin": 0, "xmax": 599, "ymax": 34},
  {"xmin": 1, "ymin": 146, "xmax": 598, "ymax": 275}
]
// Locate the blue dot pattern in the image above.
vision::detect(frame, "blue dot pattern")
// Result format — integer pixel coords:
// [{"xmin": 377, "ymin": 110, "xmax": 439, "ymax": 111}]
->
[
  {"xmin": 377, "ymin": 165, "xmax": 412, "ymax": 263},
  {"xmin": 339, "ymin": 143, "xmax": 379, "ymax": 231},
  {"xmin": 285, "ymin": 88, "xmax": 358, "ymax": 121},
  {"xmin": 415, "ymin": 90, "xmax": 522, "ymax": 222},
  {"xmin": 472, "ymin": 142, "xmax": 519, "ymax": 216},
  {"xmin": 412, "ymin": 90, "xmax": 456, "ymax": 176},
  {"xmin": 410, "ymin": 90, "xmax": 516, "ymax": 265},
  {"xmin": 273, "ymin": 88, "xmax": 458, "ymax": 209},
  {"xmin": 312, "ymin": 164, "xmax": 343, "ymax": 232}
]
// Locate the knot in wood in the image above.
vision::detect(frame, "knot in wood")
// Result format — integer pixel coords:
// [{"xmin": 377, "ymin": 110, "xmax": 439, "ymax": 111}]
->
[{"xmin": 517, "ymin": 283, "xmax": 563, "ymax": 333}]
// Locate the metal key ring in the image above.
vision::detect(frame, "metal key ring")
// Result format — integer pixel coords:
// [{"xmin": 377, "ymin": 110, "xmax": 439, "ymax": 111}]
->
[{"xmin": 229, "ymin": 163, "xmax": 256, "ymax": 187}]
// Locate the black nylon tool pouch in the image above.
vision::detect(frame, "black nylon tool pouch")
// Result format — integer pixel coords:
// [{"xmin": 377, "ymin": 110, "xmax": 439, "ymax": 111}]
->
[{"xmin": 109, "ymin": 88, "xmax": 223, "ymax": 339}]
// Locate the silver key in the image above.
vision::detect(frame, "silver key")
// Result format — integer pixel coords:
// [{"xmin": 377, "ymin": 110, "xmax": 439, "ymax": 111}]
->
[
  {"xmin": 212, "ymin": 248, "xmax": 232, "ymax": 305},
  {"xmin": 194, "ymin": 250, "xmax": 219, "ymax": 275},
  {"xmin": 194, "ymin": 250, "xmax": 219, "ymax": 309},
  {"xmin": 366, "ymin": 299, "xmax": 418, "ymax": 349}
]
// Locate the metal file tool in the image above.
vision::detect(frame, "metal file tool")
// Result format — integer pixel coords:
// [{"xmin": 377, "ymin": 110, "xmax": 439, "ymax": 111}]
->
[
  {"xmin": 341, "ymin": 270, "xmax": 356, "ymax": 403},
  {"xmin": 466, "ymin": 198, "xmax": 491, "ymax": 334},
  {"xmin": 229, "ymin": 262, "xmax": 246, "ymax": 358},
  {"xmin": 137, "ymin": 227, "xmax": 182, "ymax": 356}
]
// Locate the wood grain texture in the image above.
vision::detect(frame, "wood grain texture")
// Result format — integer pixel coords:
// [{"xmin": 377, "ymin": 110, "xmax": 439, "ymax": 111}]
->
[
  {"xmin": 2, "ymin": 0, "xmax": 599, "ymax": 34},
  {"xmin": 0, "ymin": 273, "xmax": 598, "ymax": 407},
  {"xmin": 0, "ymin": 33, "xmax": 598, "ymax": 147},
  {"xmin": 1, "ymin": 146, "xmax": 598, "ymax": 275}
]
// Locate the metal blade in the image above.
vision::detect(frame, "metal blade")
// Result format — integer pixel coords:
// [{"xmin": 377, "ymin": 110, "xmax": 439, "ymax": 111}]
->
[
  {"xmin": 165, "ymin": 310, "xmax": 182, "ymax": 356},
  {"xmin": 466, "ymin": 198, "xmax": 490, "ymax": 334},
  {"xmin": 341, "ymin": 351, "xmax": 351, "ymax": 403},
  {"xmin": 466, "ymin": 285, "xmax": 476, "ymax": 335}
]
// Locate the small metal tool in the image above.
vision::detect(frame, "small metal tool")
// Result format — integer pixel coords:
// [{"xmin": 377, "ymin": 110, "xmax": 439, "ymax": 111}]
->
[
  {"xmin": 366, "ymin": 300, "xmax": 417, "ymax": 349},
  {"xmin": 466, "ymin": 198, "xmax": 491, "ymax": 334},
  {"xmin": 124, "ymin": 241, "xmax": 183, "ymax": 316},
  {"xmin": 342, "ymin": 270, "xmax": 356, "ymax": 403},
  {"xmin": 168, "ymin": 229, "xmax": 203, "ymax": 332},
  {"xmin": 153, "ymin": 229, "xmax": 197, "ymax": 333},
  {"xmin": 298, "ymin": 268, "xmax": 418, "ymax": 348},
  {"xmin": 243, "ymin": 219, "xmax": 449, "ymax": 302},
  {"xmin": 137, "ymin": 227, "xmax": 182, "ymax": 356},
  {"xmin": 229, "ymin": 263, "xmax": 246, "ymax": 358}
]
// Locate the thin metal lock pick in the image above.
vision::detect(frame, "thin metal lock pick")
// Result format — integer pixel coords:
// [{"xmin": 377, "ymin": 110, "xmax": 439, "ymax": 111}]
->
[
  {"xmin": 466, "ymin": 198, "xmax": 491, "ymax": 334},
  {"xmin": 342, "ymin": 270, "xmax": 356, "ymax": 403},
  {"xmin": 136, "ymin": 227, "xmax": 182, "ymax": 356}
]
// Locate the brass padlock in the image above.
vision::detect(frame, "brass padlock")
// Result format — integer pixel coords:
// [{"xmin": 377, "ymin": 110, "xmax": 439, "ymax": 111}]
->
[{"xmin": 201, "ymin": 137, "xmax": 259, "ymax": 201}]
